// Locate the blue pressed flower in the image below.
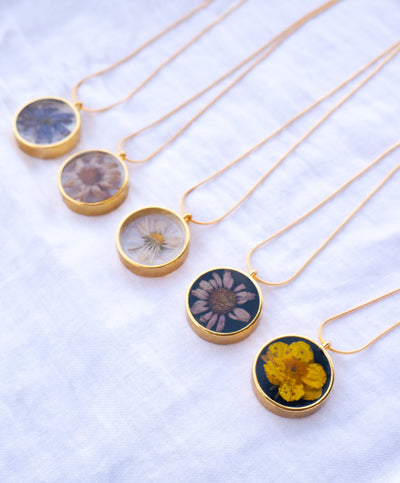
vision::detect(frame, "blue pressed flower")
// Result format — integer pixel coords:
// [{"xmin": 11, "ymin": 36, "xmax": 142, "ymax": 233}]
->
[{"xmin": 16, "ymin": 99, "xmax": 76, "ymax": 145}]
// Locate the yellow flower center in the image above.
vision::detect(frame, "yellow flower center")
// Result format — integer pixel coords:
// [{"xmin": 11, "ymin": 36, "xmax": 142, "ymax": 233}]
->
[
  {"xmin": 150, "ymin": 232, "xmax": 164, "ymax": 245},
  {"xmin": 208, "ymin": 288, "xmax": 236, "ymax": 314},
  {"xmin": 284, "ymin": 357, "xmax": 308, "ymax": 382}
]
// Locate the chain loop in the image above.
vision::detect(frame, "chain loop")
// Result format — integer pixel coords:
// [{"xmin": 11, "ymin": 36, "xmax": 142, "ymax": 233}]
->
[{"xmin": 318, "ymin": 288, "xmax": 400, "ymax": 354}]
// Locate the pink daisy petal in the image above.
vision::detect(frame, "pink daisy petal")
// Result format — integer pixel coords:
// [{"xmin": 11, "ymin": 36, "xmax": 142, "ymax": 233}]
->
[
  {"xmin": 210, "ymin": 279, "xmax": 218, "ymax": 289},
  {"xmin": 212, "ymin": 272, "xmax": 222, "ymax": 287},
  {"xmin": 234, "ymin": 283, "xmax": 246, "ymax": 292},
  {"xmin": 191, "ymin": 300, "xmax": 209, "ymax": 315},
  {"xmin": 228, "ymin": 312, "xmax": 238, "ymax": 320},
  {"xmin": 200, "ymin": 311, "xmax": 213, "ymax": 323},
  {"xmin": 199, "ymin": 280, "xmax": 213, "ymax": 292},
  {"xmin": 236, "ymin": 291, "xmax": 257, "ymax": 304},
  {"xmin": 232, "ymin": 307, "xmax": 251, "ymax": 322},
  {"xmin": 206, "ymin": 313, "xmax": 218, "ymax": 330},
  {"xmin": 216, "ymin": 315, "xmax": 225, "ymax": 332},
  {"xmin": 223, "ymin": 271, "xmax": 234, "ymax": 289},
  {"xmin": 191, "ymin": 288, "xmax": 209, "ymax": 300}
]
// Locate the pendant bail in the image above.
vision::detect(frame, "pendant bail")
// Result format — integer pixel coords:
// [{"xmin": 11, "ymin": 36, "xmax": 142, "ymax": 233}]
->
[
  {"xmin": 249, "ymin": 269, "xmax": 258, "ymax": 279},
  {"xmin": 183, "ymin": 213, "xmax": 192, "ymax": 223},
  {"xmin": 119, "ymin": 151, "xmax": 127, "ymax": 161},
  {"xmin": 323, "ymin": 341, "xmax": 331, "ymax": 350},
  {"xmin": 74, "ymin": 101, "xmax": 83, "ymax": 111}
]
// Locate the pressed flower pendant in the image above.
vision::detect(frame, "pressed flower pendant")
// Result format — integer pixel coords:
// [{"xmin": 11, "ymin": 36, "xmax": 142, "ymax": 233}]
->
[
  {"xmin": 13, "ymin": 97, "xmax": 81, "ymax": 158},
  {"xmin": 58, "ymin": 149, "xmax": 129, "ymax": 215},
  {"xmin": 116, "ymin": 206, "xmax": 190, "ymax": 277},
  {"xmin": 252, "ymin": 335, "xmax": 334, "ymax": 417},
  {"xmin": 186, "ymin": 268, "xmax": 263, "ymax": 344}
]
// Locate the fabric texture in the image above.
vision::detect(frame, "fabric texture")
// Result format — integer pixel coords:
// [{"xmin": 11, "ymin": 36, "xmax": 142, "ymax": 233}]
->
[{"xmin": 1, "ymin": 0, "xmax": 399, "ymax": 481}]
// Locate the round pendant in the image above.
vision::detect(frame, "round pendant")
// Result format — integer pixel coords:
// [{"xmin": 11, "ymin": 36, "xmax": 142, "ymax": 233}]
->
[
  {"xmin": 186, "ymin": 268, "xmax": 263, "ymax": 344},
  {"xmin": 58, "ymin": 150, "xmax": 129, "ymax": 215},
  {"xmin": 252, "ymin": 335, "xmax": 334, "ymax": 417},
  {"xmin": 116, "ymin": 207, "xmax": 190, "ymax": 277},
  {"xmin": 13, "ymin": 97, "xmax": 81, "ymax": 158}
]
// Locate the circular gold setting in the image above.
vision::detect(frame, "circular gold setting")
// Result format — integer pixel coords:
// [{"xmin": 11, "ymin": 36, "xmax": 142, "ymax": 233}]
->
[
  {"xmin": 116, "ymin": 206, "xmax": 190, "ymax": 277},
  {"xmin": 186, "ymin": 267, "xmax": 263, "ymax": 344},
  {"xmin": 13, "ymin": 97, "xmax": 81, "ymax": 158},
  {"xmin": 252, "ymin": 334, "xmax": 334, "ymax": 418},
  {"xmin": 58, "ymin": 150, "xmax": 129, "ymax": 216}
]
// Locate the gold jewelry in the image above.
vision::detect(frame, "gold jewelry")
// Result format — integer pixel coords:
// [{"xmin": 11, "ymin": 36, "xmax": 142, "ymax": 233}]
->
[
  {"xmin": 12, "ymin": 0, "xmax": 238, "ymax": 159},
  {"xmin": 59, "ymin": 0, "xmax": 341, "ymax": 216},
  {"xmin": 252, "ymin": 288, "xmax": 400, "ymax": 417},
  {"xmin": 184, "ymin": 44, "xmax": 400, "ymax": 343}
]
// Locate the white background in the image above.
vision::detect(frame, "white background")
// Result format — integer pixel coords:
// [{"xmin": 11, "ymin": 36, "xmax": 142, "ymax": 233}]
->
[{"xmin": 1, "ymin": 0, "xmax": 400, "ymax": 481}]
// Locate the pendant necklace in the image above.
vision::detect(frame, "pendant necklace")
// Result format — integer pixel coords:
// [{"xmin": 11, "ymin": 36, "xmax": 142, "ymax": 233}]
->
[
  {"xmin": 12, "ymin": 0, "xmax": 244, "ymax": 159},
  {"xmin": 56, "ymin": 0, "xmax": 341, "ymax": 216},
  {"xmin": 252, "ymin": 285, "xmax": 400, "ymax": 417},
  {"xmin": 116, "ymin": 41, "xmax": 400, "ymax": 280}
]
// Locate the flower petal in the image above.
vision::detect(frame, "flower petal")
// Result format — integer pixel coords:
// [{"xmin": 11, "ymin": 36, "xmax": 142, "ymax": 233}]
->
[
  {"xmin": 191, "ymin": 300, "xmax": 209, "ymax": 315},
  {"xmin": 279, "ymin": 379, "xmax": 305, "ymax": 402},
  {"xmin": 200, "ymin": 311, "xmax": 213, "ymax": 323},
  {"xmin": 232, "ymin": 307, "xmax": 251, "ymax": 323},
  {"xmin": 212, "ymin": 272, "xmax": 222, "ymax": 287},
  {"xmin": 199, "ymin": 280, "xmax": 213, "ymax": 292},
  {"xmin": 191, "ymin": 288, "xmax": 209, "ymax": 300},
  {"xmin": 263, "ymin": 360, "xmax": 285, "ymax": 386},
  {"xmin": 236, "ymin": 291, "xmax": 256, "ymax": 304},
  {"xmin": 303, "ymin": 386, "xmax": 323, "ymax": 401},
  {"xmin": 223, "ymin": 271, "xmax": 234, "ymax": 289},
  {"xmin": 206, "ymin": 313, "xmax": 218, "ymax": 330},
  {"xmin": 302, "ymin": 363, "xmax": 327, "ymax": 389},
  {"xmin": 216, "ymin": 315, "xmax": 225, "ymax": 332},
  {"xmin": 234, "ymin": 283, "xmax": 246, "ymax": 293},
  {"xmin": 210, "ymin": 279, "xmax": 218, "ymax": 289},
  {"xmin": 288, "ymin": 341, "xmax": 314, "ymax": 363}
]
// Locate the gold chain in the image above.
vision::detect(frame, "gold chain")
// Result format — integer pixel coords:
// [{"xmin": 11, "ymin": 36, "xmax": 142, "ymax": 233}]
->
[
  {"xmin": 318, "ymin": 288, "xmax": 400, "ymax": 354},
  {"xmin": 181, "ymin": 40, "xmax": 400, "ymax": 224},
  {"xmin": 246, "ymin": 157, "xmax": 400, "ymax": 284},
  {"xmin": 119, "ymin": 0, "xmax": 342, "ymax": 162},
  {"xmin": 71, "ymin": 0, "xmax": 247, "ymax": 112}
]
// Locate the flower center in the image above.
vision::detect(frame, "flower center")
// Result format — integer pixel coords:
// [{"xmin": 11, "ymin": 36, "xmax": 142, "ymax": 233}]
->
[
  {"xmin": 284, "ymin": 357, "xmax": 308, "ymax": 381},
  {"xmin": 208, "ymin": 288, "xmax": 236, "ymax": 314},
  {"xmin": 79, "ymin": 166, "xmax": 103, "ymax": 185},
  {"xmin": 150, "ymin": 232, "xmax": 164, "ymax": 245}
]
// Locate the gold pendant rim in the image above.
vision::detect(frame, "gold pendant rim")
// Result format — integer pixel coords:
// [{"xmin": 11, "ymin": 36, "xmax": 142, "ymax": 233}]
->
[
  {"xmin": 186, "ymin": 266, "xmax": 263, "ymax": 344},
  {"xmin": 58, "ymin": 149, "xmax": 129, "ymax": 216},
  {"xmin": 252, "ymin": 334, "xmax": 335, "ymax": 418},
  {"xmin": 13, "ymin": 96, "xmax": 81, "ymax": 159},
  {"xmin": 116, "ymin": 206, "xmax": 190, "ymax": 277}
]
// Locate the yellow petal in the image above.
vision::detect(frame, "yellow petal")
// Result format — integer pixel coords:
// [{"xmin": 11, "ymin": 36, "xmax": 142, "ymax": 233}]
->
[
  {"xmin": 263, "ymin": 360, "xmax": 285, "ymax": 386},
  {"xmin": 267, "ymin": 342, "xmax": 289, "ymax": 362},
  {"xmin": 288, "ymin": 341, "xmax": 314, "ymax": 363},
  {"xmin": 303, "ymin": 386, "xmax": 323, "ymax": 401},
  {"xmin": 301, "ymin": 363, "xmax": 327, "ymax": 389},
  {"xmin": 278, "ymin": 379, "xmax": 305, "ymax": 402}
]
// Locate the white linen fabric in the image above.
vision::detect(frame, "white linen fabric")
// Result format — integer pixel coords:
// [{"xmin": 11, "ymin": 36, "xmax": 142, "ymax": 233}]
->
[{"xmin": 1, "ymin": 0, "xmax": 400, "ymax": 481}]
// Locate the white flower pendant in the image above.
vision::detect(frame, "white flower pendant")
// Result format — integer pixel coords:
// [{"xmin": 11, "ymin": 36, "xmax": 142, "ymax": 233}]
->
[
  {"xmin": 116, "ymin": 207, "xmax": 190, "ymax": 276},
  {"xmin": 186, "ymin": 268, "xmax": 263, "ymax": 343},
  {"xmin": 13, "ymin": 97, "xmax": 81, "ymax": 158},
  {"xmin": 252, "ymin": 335, "xmax": 334, "ymax": 417},
  {"xmin": 58, "ymin": 149, "xmax": 129, "ymax": 215}
]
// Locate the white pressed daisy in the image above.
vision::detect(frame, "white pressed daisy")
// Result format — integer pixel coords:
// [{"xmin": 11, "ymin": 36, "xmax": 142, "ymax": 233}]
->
[
  {"xmin": 62, "ymin": 153, "xmax": 122, "ymax": 202},
  {"xmin": 190, "ymin": 270, "xmax": 256, "ymax": 332},
  {"xmin": 126, "ymin": 214, "xmax": 184, "ymax": 265}
]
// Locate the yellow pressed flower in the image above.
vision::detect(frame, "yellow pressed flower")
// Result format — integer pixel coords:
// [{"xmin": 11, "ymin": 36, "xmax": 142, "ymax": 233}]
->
[{"xmin": 261, "ymin": 341, "xmax": 327, "ymax": 403}]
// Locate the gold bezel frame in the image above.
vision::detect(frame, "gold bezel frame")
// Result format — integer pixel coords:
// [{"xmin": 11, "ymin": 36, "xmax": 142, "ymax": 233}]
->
[
  {"xmin": 116, "ymin": 206, "xmax": 190, "ymax": 277},
  {"xmin": 186, "ymin": 267, "xmax": 263, "ymax": 344},
  {"xmin": 58, "ymin": 149, "xmax": 129, "ymax": 216},
  {"xmin": 13, "ymin": 96, "xmax": 81, "ymax": 159},
  {"xmin": 252, "ymin": 334, "xmax": 334, "ymax": 418}
]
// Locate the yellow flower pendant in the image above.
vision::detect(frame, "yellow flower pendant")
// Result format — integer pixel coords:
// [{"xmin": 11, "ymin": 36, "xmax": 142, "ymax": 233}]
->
[{"xmin": 252, "ymin": 335, "xmax": 334, "ymax": 417}]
